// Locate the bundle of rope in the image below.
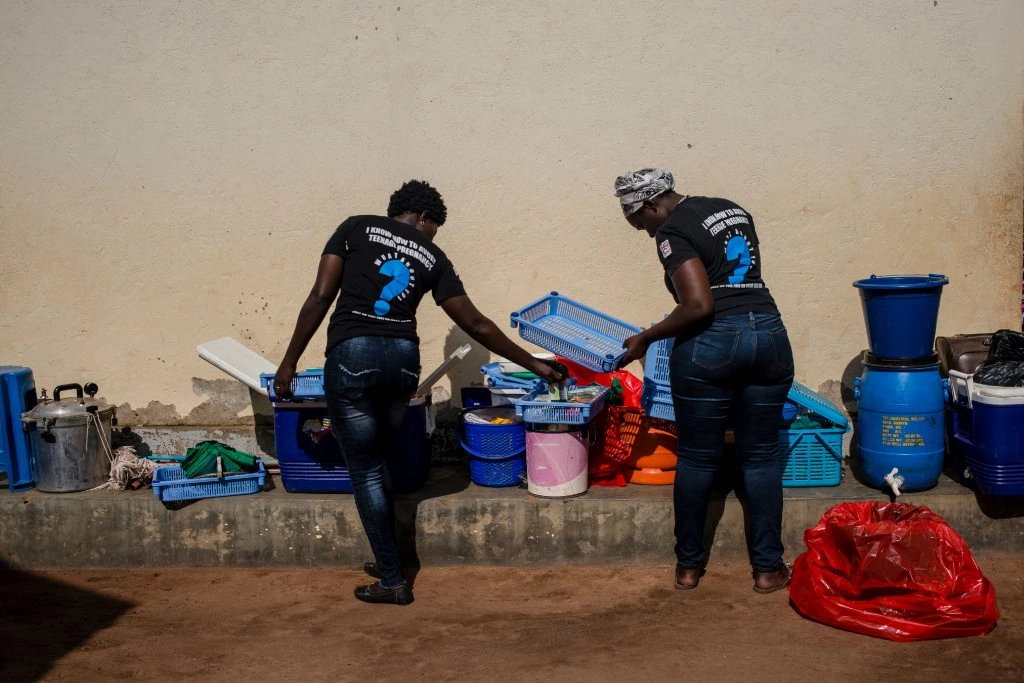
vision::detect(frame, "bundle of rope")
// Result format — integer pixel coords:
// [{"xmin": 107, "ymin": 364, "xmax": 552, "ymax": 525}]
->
[{"xmin": 91, "ymin": 445, "xmax": 157, "ymax": 491}]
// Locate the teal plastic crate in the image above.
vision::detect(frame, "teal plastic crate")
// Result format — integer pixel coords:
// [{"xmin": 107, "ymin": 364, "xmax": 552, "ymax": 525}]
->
[{"xmin": 780, "ymin": 427, "xmax": 844, "ymax": 487}]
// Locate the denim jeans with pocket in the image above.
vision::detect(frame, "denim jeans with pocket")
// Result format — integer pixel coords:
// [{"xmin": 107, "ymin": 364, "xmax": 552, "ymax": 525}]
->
[
  {"xmin": 669, "ymin": 312, "xmax": 795, "ymax": 573},
  {"xmin": 324, "ymin": 336, "xmax": 420, "ymax": 589}
]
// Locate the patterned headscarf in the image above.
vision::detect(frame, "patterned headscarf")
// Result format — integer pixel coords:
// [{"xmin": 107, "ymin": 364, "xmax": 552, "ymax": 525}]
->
[{"xmin": 613, "ymin": 168, "xmax": 675, "ymax": 217}]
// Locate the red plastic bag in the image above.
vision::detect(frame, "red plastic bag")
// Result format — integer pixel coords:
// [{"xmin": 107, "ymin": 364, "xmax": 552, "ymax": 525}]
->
[
  {"xmin": 790, "ymin": 502, "xmax": 1000, "ymax": 642},
  {"xmin": 555, "ymin": 356, "xmax": 643, "ymax": 410}
]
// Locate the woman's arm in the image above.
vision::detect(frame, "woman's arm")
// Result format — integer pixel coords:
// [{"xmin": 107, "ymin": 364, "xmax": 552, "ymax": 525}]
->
[
  {"xmin": 441, "ymin": 295, "xmax": 564, "ymax": 383},
  {"xmin": 620, "ymin": 257, "xmax": 714, "ymax": 366},
  {"xmin": 273, "ymin": 254, "xmax": 344, "ymax": 398}
]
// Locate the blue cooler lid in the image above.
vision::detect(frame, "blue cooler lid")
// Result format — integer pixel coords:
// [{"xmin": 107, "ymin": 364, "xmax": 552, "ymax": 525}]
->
[{"xmin": 787, "ymin": 381, "xmax": 849, "ymax": 429}]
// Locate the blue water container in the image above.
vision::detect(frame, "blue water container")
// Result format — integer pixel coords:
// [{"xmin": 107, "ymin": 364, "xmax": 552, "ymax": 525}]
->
[
  {"xmin": 949, "ymin": 371, "xmax": 1024, "ymax": 496},
  {"xmin": 855, "ymin": 354, "xmax": 946, "ymax": 491},
  {"xmin": 853, "ymin": 274, "xmax": 949, "ymax": 360},
  {"xmin": 0, "ymin": 366, "xmax": 38, "ymax": 492}
]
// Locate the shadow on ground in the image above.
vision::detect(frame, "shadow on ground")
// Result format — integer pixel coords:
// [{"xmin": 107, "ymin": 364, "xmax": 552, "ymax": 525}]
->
[
  {"xmin": 394, "ymin": 465, "xmax": 471, "ymax": 583},
  {"xmin": 0, "ymin": 558, "xmax": 134, "ymax": 683}
]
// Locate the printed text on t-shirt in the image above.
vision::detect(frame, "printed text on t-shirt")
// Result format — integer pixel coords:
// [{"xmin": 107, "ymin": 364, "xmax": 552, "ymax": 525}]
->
[
  {"xmin": 366, "ymin": 226, "xmax": 437, "ymax": 270},
  {"xmin": 701, "ymin": 208, "xmax": 750, "ymax": 237}
]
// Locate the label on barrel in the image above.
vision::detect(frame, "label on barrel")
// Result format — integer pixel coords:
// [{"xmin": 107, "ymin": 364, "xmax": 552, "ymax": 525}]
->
[{"xmin": 880, "ymin": 416, "xmax": 928, "ymax": 447}]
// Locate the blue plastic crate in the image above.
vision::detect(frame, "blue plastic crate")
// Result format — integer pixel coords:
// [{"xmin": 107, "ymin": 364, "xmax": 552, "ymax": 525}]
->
[
  {"xmin": 644, "ymin": 336, "xmax": 672, "ymax": 385},
  {"xmin": 641, "ymin": 378, "xmax": 674, "ymax": 421},
  {"xmin": 458, "ymin": 408, "xmax": 526, "ymax": 458},
  {"xmin": 480, "ymin": 362, "xmax": 544, "ymax": 391},
  {"xmin": 260, "ymin": 371, "xmax": 325, "ymax": 401},
  {"xmin": 510, "ymin": 293, "xmax": 642, "ymax": 372},
  {"xmin": 780, "ymin": 427, "xmax": 844, "ymax": 487},
  {"xmin": 514, "ymin": 386, "xmax": 610, "ymax": 425},
  {"xmin": 152, "ymin": 461, "xmax": 266, "ymax": 502}
]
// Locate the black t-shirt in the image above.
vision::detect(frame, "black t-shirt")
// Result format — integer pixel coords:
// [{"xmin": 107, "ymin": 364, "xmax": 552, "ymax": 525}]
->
[
  {"xmin": 655, "ymin": 196, "xmax": 779, "ymax": 318},
  {"xmin": 322, "ymin": 215, "xmax": 466, "ymax": 352}
]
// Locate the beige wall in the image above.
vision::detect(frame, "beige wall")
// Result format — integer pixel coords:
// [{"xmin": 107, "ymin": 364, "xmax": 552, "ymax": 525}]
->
[{"xmin": 2, "ymin": 1, "xmax": 1022, "ymax": 423}]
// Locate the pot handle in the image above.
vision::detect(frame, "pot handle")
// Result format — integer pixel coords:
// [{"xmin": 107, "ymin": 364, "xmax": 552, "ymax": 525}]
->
[{"xmin": 53, "ymin": 383, "xmax": 84, "ymax": 401}]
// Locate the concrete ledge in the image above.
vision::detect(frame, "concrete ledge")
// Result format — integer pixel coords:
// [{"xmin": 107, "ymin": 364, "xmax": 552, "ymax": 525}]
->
[{"xmin": 1, "ymin": 467, "xmax": 1022, "ymax": 569}]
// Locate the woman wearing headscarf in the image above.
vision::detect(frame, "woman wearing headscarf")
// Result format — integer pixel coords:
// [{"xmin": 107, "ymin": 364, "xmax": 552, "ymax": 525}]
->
[{"xmin": 614, "ymin": 168, "xmax": 795, "ymax": 593}]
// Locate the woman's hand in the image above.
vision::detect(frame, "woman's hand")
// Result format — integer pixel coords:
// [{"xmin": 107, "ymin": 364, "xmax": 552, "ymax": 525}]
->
[
  {"xmin": 620, "ymin": 333, "xmax": 650, "ymax": 367},
  {"xmin": 273, "ymin": 360, "xmax": 297, "ymax": 400},
  {"xmin": 531, "ymin": 358, "xmax": 567, "ymax": 385}
]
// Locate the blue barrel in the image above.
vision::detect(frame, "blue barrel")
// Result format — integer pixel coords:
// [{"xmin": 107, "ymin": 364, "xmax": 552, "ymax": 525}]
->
[
  {"xmin": 853, "ymin": 274, "xmax": 948, "ymax": 359},
  {"xmin": 855, "ymin": 356, "xmax": 946, "ymax": 491}
]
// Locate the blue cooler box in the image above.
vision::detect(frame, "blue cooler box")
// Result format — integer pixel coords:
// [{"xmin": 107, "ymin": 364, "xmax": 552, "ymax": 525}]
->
[
  {"xmin": 949, "ymin": 371, "xmax": 1024, "ymax": 496},
  {"xmin": 270, "ymin": 396, "xmax": 430, "ymax": 494}
]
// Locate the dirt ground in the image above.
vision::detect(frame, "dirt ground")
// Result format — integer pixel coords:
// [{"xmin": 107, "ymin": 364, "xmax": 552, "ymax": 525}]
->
[{"xmin": 1, "ymin": 559, "xmax": 1021, "ymax": 682}]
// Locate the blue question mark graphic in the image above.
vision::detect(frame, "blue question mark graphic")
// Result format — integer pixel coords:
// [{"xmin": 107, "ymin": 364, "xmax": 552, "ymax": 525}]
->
[
  {"xmin": 725, "ymin": 235, "xmax": 752, "ymax": 284},
  {"xmin": 374, "ymin": 259, "xmax": 411, "ymax": 315}
]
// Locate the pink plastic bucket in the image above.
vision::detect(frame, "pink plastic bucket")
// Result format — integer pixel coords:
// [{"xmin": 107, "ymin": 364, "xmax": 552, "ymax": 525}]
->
[{"xmin": 525, "ymin": 425, "xmax": 589, "ymax": 497}]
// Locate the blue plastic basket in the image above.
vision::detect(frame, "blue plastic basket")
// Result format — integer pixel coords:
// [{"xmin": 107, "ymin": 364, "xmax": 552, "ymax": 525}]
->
[
  {"xmin": 510, "ymin": 293, "xmax": 642, "ymax": 372},
  {"xmin": 641, "ymin": 378, "xmax": 674, "ymax": 421},
  {"xmin": 644, "ymin": 335, "xmax": 672, "ymax": 385},
  {"xmin": 152, "ymin": 461, "xmax": 266, "ymax": 502},
  {"xmin": 260, "ymin": 371, "xmax": 325, "ymax": 400},
  {"xmin": 480, "ymin": 362, "xmax": 544, "ymax": 391},
  {"xmin": 458, "ymin": 408, "xmax": 526, "ymax": 458},
  {"xmin": 514, "ymin": 385, "xmax": 610, "ymax": 425},
  {"xmin": 780, "ymin": 427, "xmax": 845, "ymax": 487},
  {"xmin": 469, "ymin": 452, "xmax": 526, "ymax": 487}
]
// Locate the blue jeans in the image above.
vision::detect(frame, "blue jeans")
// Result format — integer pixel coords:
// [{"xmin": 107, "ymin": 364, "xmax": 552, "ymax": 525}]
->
[
  {"xmin": 670, "ymin": 312, "xmax": 795, "ymax": 573},
  {"xmin": 324, "ymin": 336, "xmax": 420, "ymax": 589}
]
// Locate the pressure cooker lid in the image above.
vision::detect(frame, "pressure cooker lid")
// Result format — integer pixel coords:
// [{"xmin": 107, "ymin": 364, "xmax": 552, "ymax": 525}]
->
[{"xmin": 25, "ymin": 383, "xmax": 110, "ymax": 419}]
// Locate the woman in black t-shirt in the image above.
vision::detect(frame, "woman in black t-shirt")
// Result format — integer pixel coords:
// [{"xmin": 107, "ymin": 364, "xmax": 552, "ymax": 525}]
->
[
  {"xmin": 273, "ymin": 180, "xmax": 563, "ymax": 605},
  {"xmin": 614, "ymin": 168, "xmax": 795, "ymax": 594}
]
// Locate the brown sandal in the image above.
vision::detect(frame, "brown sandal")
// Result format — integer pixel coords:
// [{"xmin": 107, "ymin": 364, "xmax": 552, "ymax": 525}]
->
[{"xmin": 753, "ymin": 563, "xmax": 792, "ymax": 594}]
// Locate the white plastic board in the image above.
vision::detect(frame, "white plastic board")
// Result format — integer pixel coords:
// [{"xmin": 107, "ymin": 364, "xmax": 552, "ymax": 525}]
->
[{"xmin": 196, "ymin": 337, "xmax": 277, "ymax": 394}]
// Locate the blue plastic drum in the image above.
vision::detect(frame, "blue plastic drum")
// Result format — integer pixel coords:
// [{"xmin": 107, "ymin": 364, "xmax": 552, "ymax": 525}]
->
[{"xmin": 855, "ymin": 356, "xmax": 946, "ymax": 492}]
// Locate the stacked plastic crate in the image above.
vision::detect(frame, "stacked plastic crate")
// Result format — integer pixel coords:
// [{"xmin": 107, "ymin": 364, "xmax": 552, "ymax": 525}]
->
[
  {"xmin": 508, "ymin": 293, "xmax": 633, "ymax": 423},
  {"xmin": 507, "ymin": 294, "xmax": 641, "ymax": 495}
]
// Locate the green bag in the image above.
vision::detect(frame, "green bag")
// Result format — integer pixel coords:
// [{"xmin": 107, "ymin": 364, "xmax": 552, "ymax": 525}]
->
[{"xmin": 182, "ymin": 440, "xmax": 259, "ymax": 479}]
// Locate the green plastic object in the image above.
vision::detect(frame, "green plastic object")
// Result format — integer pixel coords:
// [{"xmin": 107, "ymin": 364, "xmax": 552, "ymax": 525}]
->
[
  {"xmin": 182, "ymin": 441, "xmax": 259, "ymax": 479},
  {"xmin": 507, "ymin": 371, "xmax": 539, "ymax": 380}
]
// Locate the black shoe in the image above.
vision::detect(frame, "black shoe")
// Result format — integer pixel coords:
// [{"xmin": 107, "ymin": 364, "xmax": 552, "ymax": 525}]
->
[
  {"xmin": 354, "ymin": 581, "xmax": 413, "ymax": 605},
  {"xmin": 363, "ymin": 562, "xmax": 382, "ymax": 580}
]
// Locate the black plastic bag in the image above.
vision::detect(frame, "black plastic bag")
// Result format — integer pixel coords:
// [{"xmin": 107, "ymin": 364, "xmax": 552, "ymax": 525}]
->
[
  {"xmin": 985, "ymin": 329, "xmax": 1024, "ymax": 364},
  {"xmin": 974, "ymin": 360, "xmax": 1024, "ymax": 387}
]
